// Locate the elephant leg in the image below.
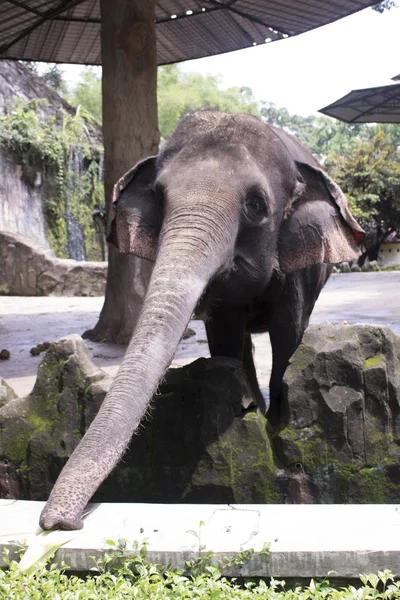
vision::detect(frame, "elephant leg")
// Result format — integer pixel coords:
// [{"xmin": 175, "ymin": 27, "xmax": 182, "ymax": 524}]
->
[
  {"xmin": 268, "ymin": 265, "xmax": 332, "ymax": 427},
  {"xmin": 205, "ymin": 305, "xmax": 245, "ymax": 359},
  {"xmin": 205, "ymin": 306, "xmax": 265, "ymax": 411},
  {"xmin": 242, "ymin": 334, "xmax": 269, "ymax": 413},
  {"xmin": 267, "ymin": 273, "xmax": 317, "ymax": 428},
  {"xmin": 268, "ymin": 319, "xmax": 303, "ymax": 428}
]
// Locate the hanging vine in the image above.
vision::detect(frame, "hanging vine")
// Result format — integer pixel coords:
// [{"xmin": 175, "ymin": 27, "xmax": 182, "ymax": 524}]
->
[{"xmin": 0, "ymin": 99, "xmax": 105, "ymax": 259}]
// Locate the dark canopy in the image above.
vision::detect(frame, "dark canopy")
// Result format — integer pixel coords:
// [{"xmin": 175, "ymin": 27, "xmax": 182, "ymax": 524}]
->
[
  {"xmin": 0, "ymin": 0, "xmax": 381, "ymax": 66},
  {"xmin": 319, "ymin": 82, "xmax": 400, "ymax": 124}
]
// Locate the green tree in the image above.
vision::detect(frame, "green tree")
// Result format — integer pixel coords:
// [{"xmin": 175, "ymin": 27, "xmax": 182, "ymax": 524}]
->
[
  {"xmin": 67, "ymin": 67, "xmax": 103, "ymax": 123},
  {"xmin": 20, "ymin": 60, "xmax": 39, "ymax": 74},
  {"xmin": 260, "ymin": 99, "xmax": 316, "ymax": 146},
  {"xmin": 19, "ymin": 61, "xmax": 67, "ymax": 95},
  {"xmin": 372, "ymin": 0, "xmax": 397, "ymax": 12},
  {"xmin": 260, "ymin": 100, "xmax": 369, "ymax": 157},
  {"xmin": 66, "ymin": 64, "xmax": 260, "ymax": 138},
  {"xmin": 158, "ymin": 64, "xmax": 260, "ymax": 140},
  {"xmin": 41, "ymin": 65, "xmax": 68, "ymax": 95},
  {"xmin": 326, "ymin": 130, "xmax": 400, "ymax": 257}
]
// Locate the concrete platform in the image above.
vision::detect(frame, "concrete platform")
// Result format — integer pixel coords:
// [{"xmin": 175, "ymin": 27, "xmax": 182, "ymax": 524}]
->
[{"xmin": 1, "ymin": 500, "xmax": 400, "ymax": 577}]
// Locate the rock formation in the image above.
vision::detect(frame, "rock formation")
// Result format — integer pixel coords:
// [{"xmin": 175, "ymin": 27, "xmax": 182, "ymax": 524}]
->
[
  {"xmin": 275, "ymin": 321, "xmax": 400, "ymax": 503},
  {"xmin": 0, "ymin": 335, "xmax": 111, "ymax": 499},
  {"xmin": 0, "ymin": 61, "xmax": 76, "ymax": 249},
  {"xmin": 0, "ymin": 60, "xmax": 104, "ymax": 261},
  {"xmin": 0, "ymin": 232, "xmax": 107, "ymax": 296},
  {"xmin": 1, "ymin": 322, "xmax": 399, "ymax": 504}
]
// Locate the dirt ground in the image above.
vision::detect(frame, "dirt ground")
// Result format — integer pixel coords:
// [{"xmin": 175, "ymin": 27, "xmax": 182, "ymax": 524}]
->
[{"xmin": 1, "ymin": 271, "xmax": 399, "ymax": 398}]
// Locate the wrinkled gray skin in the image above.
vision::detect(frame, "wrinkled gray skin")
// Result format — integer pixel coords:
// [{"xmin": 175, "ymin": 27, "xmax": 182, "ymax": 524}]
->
[{"xmin": 40, "ymin": 110, "xmax": 364, "ymax": 530}]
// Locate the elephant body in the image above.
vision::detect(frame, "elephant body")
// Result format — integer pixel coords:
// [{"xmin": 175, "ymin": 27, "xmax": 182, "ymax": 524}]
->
[
  {"xmin": 199, "ymin": 261, "xmax": 332, "ymax": 423},
  {"xmin": 40, "ymin": 109, "xmax": 364, "ymax": 530}
]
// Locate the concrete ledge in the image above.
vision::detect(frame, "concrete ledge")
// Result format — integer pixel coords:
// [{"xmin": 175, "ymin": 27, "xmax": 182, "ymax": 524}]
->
[{"xmin": 1, "ymin": 500, "xmax": 400, "ymax": 577}]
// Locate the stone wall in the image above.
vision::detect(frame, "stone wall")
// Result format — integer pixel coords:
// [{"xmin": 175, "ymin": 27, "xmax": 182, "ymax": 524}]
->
[
  {"xmin": 0, "ymin": 232, "xmax": 107, "ymax": 296},
  {"xmin": 0, "ymin": 154, "xmax": 49, "ymax": 248}
]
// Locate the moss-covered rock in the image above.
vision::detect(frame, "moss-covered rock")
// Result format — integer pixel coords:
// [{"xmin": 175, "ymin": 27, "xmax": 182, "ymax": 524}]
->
[
  {"xmin": 0, "ymin": 378, "xmax": 17, "ymax": 409},
  {"xmin": 275, "ymin": 322, "xmax": 400, "ymax": 503},
  {"xmin": 0, "ymin": 335, "xmax": 111, "ymax": 499},
  {"xmin": 1, "ymin": 342, "xmax": 281, "ymax": 505},
  {"xmin": 95, "ymin": 357, "xmax": 280, "ymax": 505},
  {"xmin": 2, "ymin": 323, "xmax": 400, "ymax": 505}
]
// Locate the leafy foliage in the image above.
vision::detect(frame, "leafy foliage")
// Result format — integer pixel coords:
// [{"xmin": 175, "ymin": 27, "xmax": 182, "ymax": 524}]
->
[
  {"xmin": 260, "ymin": 101, "xmax": 400, "ymax": 251},
  {"xmin": 326, "ymin": 129, "xmax": 400, "ymax": 251},
  {"xmin": 40, "ymin": 65, "xmax": 68, "ymax": 94},
  {"xmin": 261, "ymin": 101, "xmax": 369, "ymax": 158},
  {"xmin": 2, "ymin": 545, "xmax": 400, "ymax": 599},
  {"xmin": 20, "ymin": 61, "xmax": 68, "ymax": 94},
  {"xmin": 0, "ymin": 98, "xmax": 104, "ymax": 258},
  {"xmin": 67, "ymin": 67, "xmax": 103, "ymax": 123},
  {"xmin": 372, "ymin": 0, "xmax": 397, "ymax": 12},
  {"xmin": 67, "ymin": 64, "xmax": 260, "ymax": 139},
  {"xmin": 158, "ymin": 65, "xmax": 260, "ymax": 141}
]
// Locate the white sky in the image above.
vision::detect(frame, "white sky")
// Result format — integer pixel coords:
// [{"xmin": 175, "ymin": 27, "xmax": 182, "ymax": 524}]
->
[{"xmin": 60, "ymin": 5, "xmax": 399, "ymax": 117}]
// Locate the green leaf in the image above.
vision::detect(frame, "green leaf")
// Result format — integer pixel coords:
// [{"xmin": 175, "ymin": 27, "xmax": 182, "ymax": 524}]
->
[{"xmin": 18, "ymin": 529, "xmax": 80, "ymax": 574}]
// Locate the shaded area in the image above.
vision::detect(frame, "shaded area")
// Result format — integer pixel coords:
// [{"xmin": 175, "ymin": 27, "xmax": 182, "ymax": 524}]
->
[
  {"xmin": 320, "ymin": 82, "xmax": 400, "ymax": 123},
  {"xmin": 0, "ymin": 1, "xmax": 379, "ymax": 66}
]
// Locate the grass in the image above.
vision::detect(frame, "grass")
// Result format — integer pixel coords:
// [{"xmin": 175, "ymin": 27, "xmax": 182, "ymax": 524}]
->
[{"xmin": 1, "ymin": 542, "xmax": 400, "ymax": 599}]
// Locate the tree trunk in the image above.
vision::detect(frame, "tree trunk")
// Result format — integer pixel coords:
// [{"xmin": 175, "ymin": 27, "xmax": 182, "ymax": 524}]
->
[{"xmin": 85, "ymin": 0, "xmax": 159, "ymax": 344}]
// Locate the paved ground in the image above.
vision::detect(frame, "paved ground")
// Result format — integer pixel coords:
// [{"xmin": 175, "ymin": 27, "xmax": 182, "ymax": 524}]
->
[{"xmin": 1, "ymin": 271, "xmax": 399, "ymax": 397}]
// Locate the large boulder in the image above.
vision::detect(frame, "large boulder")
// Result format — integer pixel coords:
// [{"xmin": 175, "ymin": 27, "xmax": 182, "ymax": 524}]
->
[
  {"xmin": 96, "ymin": 357, "xmax": 278, "ymax": 505},
  {"xmin": 0, "ymin": 336, "xmax": 279, "ymax": 504},
  {"xmin": 0, "ymin": 335, "xmax": 111, "ymax": 499},
  {"xmin": 1, "ymin": 323, "xmax": 399, "ymax": 505},
  {"xmin": 0, "ymin": 232, "xmax": 107, "ymax": 296},
  {"xmin": 275, "ymin": 322, "xmax": 400, "ymax": 503}
]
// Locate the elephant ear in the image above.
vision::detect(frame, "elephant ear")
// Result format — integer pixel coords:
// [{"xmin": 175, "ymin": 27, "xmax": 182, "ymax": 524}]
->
[
  {"xmin": 278, "ymin": 162, "xmax": 365, "ymax": 274},
  {"xmin": 107, "ymin": 156, "xmax": 161, "ymax": 261}
]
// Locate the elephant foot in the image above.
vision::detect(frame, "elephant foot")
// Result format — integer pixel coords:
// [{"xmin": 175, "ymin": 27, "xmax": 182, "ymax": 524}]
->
[
  {"xmin": 39, "ymin": 505, "xmax": 84, "ymax": 531},
  {"xmin": 257, "ymin": 387, "xmax": 270, "ymax": 415},
  {"xmin": 266, "ymin": 391, "xmax": 288, "ymax": 432},
  {"xmin": 266, "ymin": 407, "xmax": 281, "ymax": 432}
]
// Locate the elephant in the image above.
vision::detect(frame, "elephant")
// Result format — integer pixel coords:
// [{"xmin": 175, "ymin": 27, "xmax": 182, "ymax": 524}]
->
[{"xmin": 40, "ymin": 109, "xmax": 364, "ymax": 530}]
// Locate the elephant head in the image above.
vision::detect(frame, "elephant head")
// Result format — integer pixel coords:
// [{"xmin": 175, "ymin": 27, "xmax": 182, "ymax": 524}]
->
[{"xmin": 40, "ymin": 109, "xmax": 364, "ymax": 530}]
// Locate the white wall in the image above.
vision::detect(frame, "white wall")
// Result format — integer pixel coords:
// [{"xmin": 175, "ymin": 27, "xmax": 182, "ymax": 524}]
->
[{"xmin": 378, "ymin": 243, "xmax": 400, "ymax": 267}]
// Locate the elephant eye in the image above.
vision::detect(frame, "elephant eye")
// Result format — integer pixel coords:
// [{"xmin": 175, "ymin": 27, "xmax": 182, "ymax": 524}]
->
[
  {"xmin": 244, "ymin": 192, "xmax": 268, "ymax": 224},
  {"xmin": 247, "ymin": 197, "xmax": 262, "ymax": 212}
]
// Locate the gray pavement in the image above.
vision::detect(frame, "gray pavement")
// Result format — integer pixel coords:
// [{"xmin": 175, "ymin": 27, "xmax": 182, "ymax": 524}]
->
[{"xmin": 1, "ymin": 271, "xmax": 399, "ymax": 397}]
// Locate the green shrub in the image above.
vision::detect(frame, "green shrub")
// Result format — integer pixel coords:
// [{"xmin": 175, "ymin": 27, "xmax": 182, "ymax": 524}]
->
[{"xmin": 2, "ymin": 544, "xmax": 400, "ymax": 599}]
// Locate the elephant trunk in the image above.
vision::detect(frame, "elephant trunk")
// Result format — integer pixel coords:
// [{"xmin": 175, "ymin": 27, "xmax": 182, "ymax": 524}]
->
[{"xmin": 40, "ymin": 204, "xmax": 235, "ymax": 530}]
